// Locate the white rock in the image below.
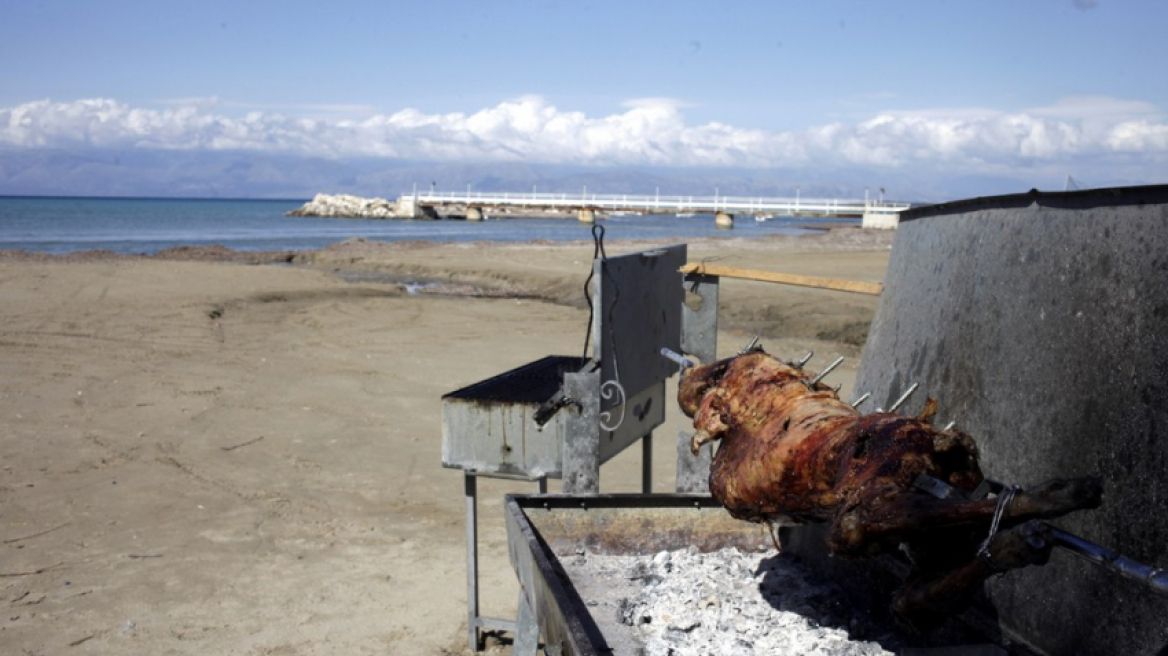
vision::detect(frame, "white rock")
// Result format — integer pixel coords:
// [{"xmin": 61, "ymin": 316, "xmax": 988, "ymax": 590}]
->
[{"xmin": 286, "ymin": 193, "xmax": 401, "ymax": 219}]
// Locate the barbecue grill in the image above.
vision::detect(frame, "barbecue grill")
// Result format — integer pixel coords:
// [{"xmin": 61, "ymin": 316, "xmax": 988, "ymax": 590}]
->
[
  {"xmin": 504, "ymin": 494, "xmax": 1011, "ymax": 656},
  {"xmin": 442, "ymin": 243, "xmax": 693, "ymax": 650}
]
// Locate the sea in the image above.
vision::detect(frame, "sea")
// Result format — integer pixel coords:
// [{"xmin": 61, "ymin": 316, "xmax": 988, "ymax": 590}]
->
[{"xmin": 0, "ymin": 196, "xmax": 855, "ymax": 255}]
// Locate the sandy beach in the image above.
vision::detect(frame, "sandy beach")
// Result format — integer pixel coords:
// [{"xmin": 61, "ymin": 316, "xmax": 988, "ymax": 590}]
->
[{"xmin": 0, "ymin": 228, "xmax": 891, "ymax": 655}]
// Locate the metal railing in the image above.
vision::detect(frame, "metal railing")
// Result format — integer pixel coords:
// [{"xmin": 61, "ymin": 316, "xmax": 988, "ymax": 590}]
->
[{"xmin": 404, "ymin": 190, "xmax": 910, "ymax": 216}]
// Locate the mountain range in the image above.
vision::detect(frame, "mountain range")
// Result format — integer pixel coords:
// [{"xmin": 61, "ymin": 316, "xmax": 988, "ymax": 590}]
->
[{"xmin": 0, "ymin": 147, "xmax": 1082, "ymax": 203}]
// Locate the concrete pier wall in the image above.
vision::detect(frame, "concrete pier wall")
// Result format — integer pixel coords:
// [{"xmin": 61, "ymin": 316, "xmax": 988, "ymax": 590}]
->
[
  {"xmin": 862, "ymin": 210, "xmax": 899, "ymax": 229},
  {"xmin": 396, "ymin": 197, "xmax": 414, "ymax": 218}
]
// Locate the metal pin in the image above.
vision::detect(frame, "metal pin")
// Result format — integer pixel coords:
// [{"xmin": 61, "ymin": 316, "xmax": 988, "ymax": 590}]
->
[
  {"xmin": 659, "ymin": 347, "xmax": 696, "ymax": 370},
  {"xmin": 808, "ymin": 356, "xmax": 845, "ymax": 387},
  {"xmin": 851, "ymin": 392, "xmax": 872, "ymax": 408},
  {"xmin": 887, "ymin": 382, "xmax": 920, "ymax": 414},
  {"xmin": 793, "ymin": 351, "xmax": 814, "ymax": 368},
  {"xmin": 738, "ymin": 336, "xmax": 760, "ymax": 355},
  {"xmin": 944, "ymin": 420, "xmax": 956, "ymax": 431}
]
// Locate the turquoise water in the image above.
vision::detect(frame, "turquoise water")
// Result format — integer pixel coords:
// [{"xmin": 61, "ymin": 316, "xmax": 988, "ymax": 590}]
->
[{"xmin": 0, "ymin": 196, "xmax": 854, "ymax": 254}]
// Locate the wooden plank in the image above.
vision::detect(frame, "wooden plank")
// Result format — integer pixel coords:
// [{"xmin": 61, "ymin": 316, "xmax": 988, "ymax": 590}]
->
[{"xmin": 679, "ymin": 263, "xmax": 883, "ymax": 295}]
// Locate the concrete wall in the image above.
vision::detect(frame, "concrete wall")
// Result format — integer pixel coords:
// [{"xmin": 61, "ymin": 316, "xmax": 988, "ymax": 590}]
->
[
  {"xmin": 395, "ymin": 195, "xmax": 418, "ymax": 218},
  {"xmin": 862, "ymin": 210, "xmax": 900, "ymax": 229},
  {"xmin": 853, "ymin": 186, "xmax": 1168, "ymax": 656}
]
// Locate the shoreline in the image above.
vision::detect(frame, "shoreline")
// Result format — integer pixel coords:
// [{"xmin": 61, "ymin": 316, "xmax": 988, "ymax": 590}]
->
[{"xmin": 0, "ymin": 224, "xmax": 890, "ymax": 262}]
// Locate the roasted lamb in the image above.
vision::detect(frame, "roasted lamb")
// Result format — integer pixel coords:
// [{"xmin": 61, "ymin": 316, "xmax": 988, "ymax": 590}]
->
[{"xmin": 679, "ymin": 350, "xmax": 1102, "ymax": 631}]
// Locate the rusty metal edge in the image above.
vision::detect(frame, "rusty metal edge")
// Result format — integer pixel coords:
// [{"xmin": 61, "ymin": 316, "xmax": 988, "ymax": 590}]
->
[{"xmin": 510, "ymin": 492, "xmax": 719, "ymax": 512}]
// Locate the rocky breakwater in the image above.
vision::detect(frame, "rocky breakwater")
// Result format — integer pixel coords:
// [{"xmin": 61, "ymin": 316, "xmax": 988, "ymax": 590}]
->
[{"xmin": 287, "ymin": 193, "xmax": 401, "ymax": 219}]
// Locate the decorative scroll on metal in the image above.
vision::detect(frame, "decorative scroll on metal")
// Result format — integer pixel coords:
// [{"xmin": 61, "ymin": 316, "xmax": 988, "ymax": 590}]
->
[{"xmin": 598, "ymin": 379, "xmax": 627, "ymax": 431}]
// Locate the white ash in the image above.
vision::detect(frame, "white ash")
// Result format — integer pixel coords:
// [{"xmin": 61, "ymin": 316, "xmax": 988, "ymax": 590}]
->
[{"xmin": 578, "ymin": 546, "xmax": 895, "ymax": 656}]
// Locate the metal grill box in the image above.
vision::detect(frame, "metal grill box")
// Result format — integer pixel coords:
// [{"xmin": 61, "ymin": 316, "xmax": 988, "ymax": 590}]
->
[{"xmin": 442, "ymin": 355, "xmax": 589, "ymax": 479}]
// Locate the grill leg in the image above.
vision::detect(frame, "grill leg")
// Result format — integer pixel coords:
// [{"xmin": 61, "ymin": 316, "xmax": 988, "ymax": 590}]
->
[
  {"xmin": 562, "ymin": 369, "xmax": 601, "ymax": 493},
  {"xmin": 514, "ymin": 587, "xmax": 540, "ymax": 656},
  {"xmin": 642, "ymin": 432, "xmax": 653, "ymax": 494},
  {"xmin": 465, "ymin": 472, "xmax": 480, "ymax": 652},
  {"xmin": 678, "ymin": 272, "xmax": 718, "ymax": 492}
]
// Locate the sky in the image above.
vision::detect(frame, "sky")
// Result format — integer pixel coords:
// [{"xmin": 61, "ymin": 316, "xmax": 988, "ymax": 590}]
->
[{"xmin": 2, "ymin": 0, "xmax": 1167, "ymax": 199}]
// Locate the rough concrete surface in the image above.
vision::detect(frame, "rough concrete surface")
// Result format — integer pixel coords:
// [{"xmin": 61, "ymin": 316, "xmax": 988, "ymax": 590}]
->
[{"xmin": 853, "ymin": 194, "xmax": 1168, "ymax": 656}]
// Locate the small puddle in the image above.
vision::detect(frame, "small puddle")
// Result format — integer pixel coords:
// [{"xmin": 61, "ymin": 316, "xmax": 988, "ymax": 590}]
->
[
  {"xmin": 329, "ymin": 269, "xmax": 524, "ymax": 299},
  {"xmin": 402, "ymin": 281, "xmax": 444, "ymax": 295}
]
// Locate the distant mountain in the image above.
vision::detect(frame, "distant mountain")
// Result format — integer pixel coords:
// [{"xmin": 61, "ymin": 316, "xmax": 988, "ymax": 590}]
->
[{"xmin": 0, "ymin": 146, "xmax": 1062, "ymax": 203}]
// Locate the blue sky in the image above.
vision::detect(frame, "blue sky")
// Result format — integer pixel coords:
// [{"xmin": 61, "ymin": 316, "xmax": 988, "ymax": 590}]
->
[{"xmin": 2, "ymin": 0, "xmax": 1166, "ymax": 198}]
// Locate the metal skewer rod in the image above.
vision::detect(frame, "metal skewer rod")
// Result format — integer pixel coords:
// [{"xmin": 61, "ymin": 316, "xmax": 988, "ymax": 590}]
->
[
  {"xmin": 887, "ymin": 382, "xmax": 920, "ymax": 413},
  {"xmin": 944, "ymin": 420, "xmax": 956, "ymax": 431},
  {"xmin": 659, "ymin": 347, "xmax": 696, "ymax": 370},
  {"xmin": 851, "ymin": 392, "xmax": 872, "ymax": 408},
  {"xmin": 1047, "ymin": 526, "xmax": 1168, "ymax": 598},
  {"xmin": 808, "ymin": 356, "xmax": 845, "ymax": 387},
  {"xmin": 793, "ymin": 351, "xmax": 814, "ymax": 368},
  {"xmin": 738, "ymin": 336, "xmax": 760, "ymax": 355},
  {"xmin": 912, "ymin": 474, "xmax": 1168, "ymax": 598}
]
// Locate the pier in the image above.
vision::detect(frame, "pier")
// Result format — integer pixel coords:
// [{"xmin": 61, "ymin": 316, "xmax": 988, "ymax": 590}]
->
[{"xmin": 396, "ymin": 190, "xmax": 911, "ymax": 228}]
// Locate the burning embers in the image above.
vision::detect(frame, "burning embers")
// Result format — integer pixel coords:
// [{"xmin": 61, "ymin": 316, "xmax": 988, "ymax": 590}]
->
[{"xmin": 679, "ymin": 349, "xmax": 1103, "ymax": 631}]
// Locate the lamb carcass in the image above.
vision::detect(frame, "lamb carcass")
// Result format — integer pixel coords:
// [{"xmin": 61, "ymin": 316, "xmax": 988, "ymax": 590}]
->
[{"xmin": 679, "ymin": 349, "xmax": 1102, "ymax": 630}]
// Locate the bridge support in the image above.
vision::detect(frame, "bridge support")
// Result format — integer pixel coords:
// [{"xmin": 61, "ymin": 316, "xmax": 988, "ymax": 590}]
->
[
  {"xmin": 862, "ymin": 211, "xmax": 899, "ymax": 229},
  {"xmin": 578, "ymin": 209, "xmax": 596, "ymax": 224},
  {"xmin": 396, "ymin": 196, "xmax": 420, "ymax": 219},
  {"xmin": 466, "ymin": 207, "xmax": 483, "ymax": 221},
  {"xmin": 715, "ymin": 212, "xmax": 735, "ymax": 229}
]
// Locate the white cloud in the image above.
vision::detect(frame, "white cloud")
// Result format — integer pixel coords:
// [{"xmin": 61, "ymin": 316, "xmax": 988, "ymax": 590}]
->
[
  {"xmin": 1106, "ymin": 120, "xmax": 1168, "ymax": 151},
  {"xmin": 1, "ymin": 95, "xmax": 1166, "ymax": 179},
  {"xmin": 621, "ymin": 97, "xmax": 698, "ymax": 110}
]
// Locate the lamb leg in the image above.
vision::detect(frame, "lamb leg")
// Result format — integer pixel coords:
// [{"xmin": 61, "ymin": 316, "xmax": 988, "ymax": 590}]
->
[
  {"xmin": 828, "ymin": 476, "xmax": 1102, "ymax": 557},
  {"xmin": 891, "ymin": 520, "xmax": 1054, "ymax": 632}
]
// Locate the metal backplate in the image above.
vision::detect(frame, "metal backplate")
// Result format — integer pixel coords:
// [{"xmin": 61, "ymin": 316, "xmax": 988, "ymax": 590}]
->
[
  {"xmin": 591, "ymin": 244, "xmax": 686, "ymax": 413},
  {"xmin": 599, "ymin": 381, "xmax": 664, "ymax": 464}
]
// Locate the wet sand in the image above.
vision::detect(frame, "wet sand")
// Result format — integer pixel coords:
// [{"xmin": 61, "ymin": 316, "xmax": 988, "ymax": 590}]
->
[{"xmin": 0, "ymin": 228, "xmax": 891, "ymax": 655}]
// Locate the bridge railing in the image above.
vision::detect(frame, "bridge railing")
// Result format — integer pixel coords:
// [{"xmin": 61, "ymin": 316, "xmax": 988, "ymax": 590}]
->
[{"xmin": 406, "ymin": 190, "xmax": 910, "ymax": 213}]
